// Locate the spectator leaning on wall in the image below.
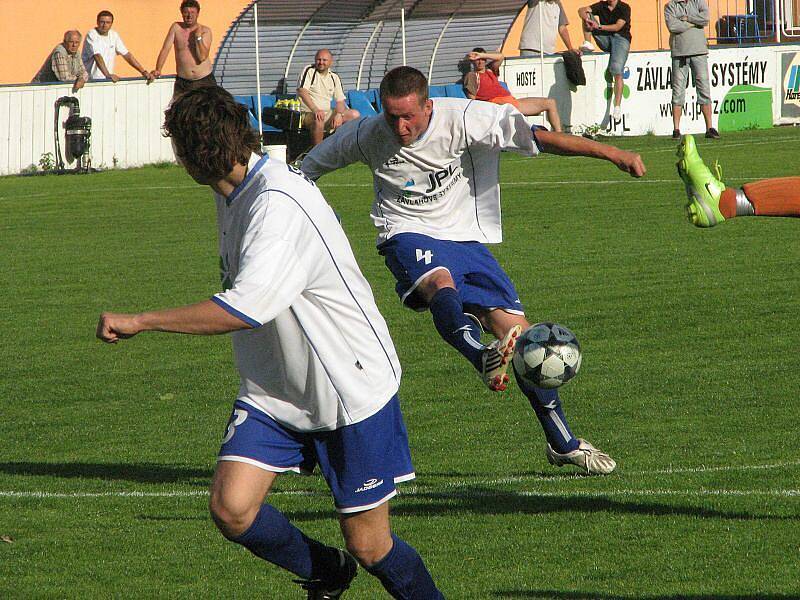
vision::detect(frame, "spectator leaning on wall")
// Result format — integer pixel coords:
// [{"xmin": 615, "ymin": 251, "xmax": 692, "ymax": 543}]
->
[
  {"xmin": 665, "ymin": 0, "xmax": 719, "ymax": 139},
  {"xmin": 32, "ymin": 30, "xmax": 89, "ymax": 94},
  {"xmin": 153, "ymin": 0, "xmax": 216, "ymax": 96},
  {"xmin": 82, "ymin": 10, "xmax": 153, "ymax": 83}
]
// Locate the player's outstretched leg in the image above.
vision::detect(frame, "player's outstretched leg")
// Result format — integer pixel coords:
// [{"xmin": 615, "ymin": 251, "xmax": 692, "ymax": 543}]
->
[
  {"xmin": 513, "ymin": 368, "xmax": 617, "ymax": 475},
  {"xmin": 678, "ymin": 135, "xmax": 800, "ymax": 227},
  {"xmin": 676, "ymin": 134, "xmax": 727, "ymax": 227},
  {"xmin": 480, "ymin": 324, "xmax": 522, "ymax": 392},
  {"xmin": 429, "ymin": 287, "xmax": 516, "ymax": 391}
]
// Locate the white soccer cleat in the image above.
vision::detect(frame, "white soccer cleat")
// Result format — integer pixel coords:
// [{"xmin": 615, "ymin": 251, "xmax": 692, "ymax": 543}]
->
[
  {"xmin": 546, "ymin": 438, "xmax": 616, "ymax": 475},
  {"xmin": 579, "ymin": 41, "xmax": 596, "ymax": 52},
  {"xmin": 480, "ymin": 325, "xmax": 522, "ymax": 392}
]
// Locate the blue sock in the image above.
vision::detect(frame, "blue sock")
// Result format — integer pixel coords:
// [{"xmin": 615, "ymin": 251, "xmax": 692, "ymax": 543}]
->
[
  {"xmin": 232, "ymin": 503, "xmax": 342, "ymax": 582},
  {"xmin": 365, "ymin": 534, "xmax": 444, "ymax": 600},
  {"xmin": 514, "ymin": 369, "xmax": 580, "ymax": 453},
  {"xmin": 429, "ymin": 287, "xmax": 484, "ymax": 371}
]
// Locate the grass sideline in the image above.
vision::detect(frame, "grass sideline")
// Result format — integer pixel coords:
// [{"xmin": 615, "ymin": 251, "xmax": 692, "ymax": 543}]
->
[{"xmin": 1, "ymin": 128, "xmax": 799, "ymax": 598}]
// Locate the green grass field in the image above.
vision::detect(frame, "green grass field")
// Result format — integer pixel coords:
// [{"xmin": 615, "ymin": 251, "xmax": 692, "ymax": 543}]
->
[{"xmin": 2, "ymin": 128, "xmax": 799, "ymax": 599}]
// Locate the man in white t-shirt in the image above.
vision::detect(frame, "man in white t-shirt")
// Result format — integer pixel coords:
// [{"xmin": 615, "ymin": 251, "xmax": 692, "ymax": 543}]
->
[
  {"xmin": 82, "ymin": 10, "xmax": 152, "ymax": 82},
  {"xmin": 303, "ymin": 66, "xmax": 646, "ymax": 475},
  {"xmin": 96, "ymin": 86, "xmax": 443, "ymax": 599},
  {"xmin": 297, "ymin": 49, "xmax": 360, "ymax": 147},
  {"xmin": 520, "ymin": 0, "xmax": 578, "ymax": 55}
]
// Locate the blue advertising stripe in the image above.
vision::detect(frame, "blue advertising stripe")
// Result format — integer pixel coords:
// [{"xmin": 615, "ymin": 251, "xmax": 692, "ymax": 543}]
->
[{"xmin": 791, "ymin": 66, "xmax": 800, "ymax": 92}]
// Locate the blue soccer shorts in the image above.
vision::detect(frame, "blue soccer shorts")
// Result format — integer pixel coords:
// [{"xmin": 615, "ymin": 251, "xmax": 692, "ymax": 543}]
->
[
  {"xmin": 378, "ymin": 232, "xmax": 525, "ymax": 314},
  {"xmin": 217, "ymin": 395, "xmax": 415, "ymax": 513}
]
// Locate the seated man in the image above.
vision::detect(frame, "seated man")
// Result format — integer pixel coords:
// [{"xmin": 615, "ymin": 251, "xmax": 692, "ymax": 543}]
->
[
  {"xmin": 578, "ymin": 0, "xmax": 632, "ymax": 121},
  {"xmin": 677, "ymin": 135, "xmax": 800, "ymax": 228},
  {"xmin": 297, "ymin": 49, "xmax": 360, "ymax": 147},
  {"xmin": 463, "ymin": 48, "xmax": 562, "ymax": 132},
  {"xmin": 32, "ymin": 30, "xmax": 89, "ymax": 93}
]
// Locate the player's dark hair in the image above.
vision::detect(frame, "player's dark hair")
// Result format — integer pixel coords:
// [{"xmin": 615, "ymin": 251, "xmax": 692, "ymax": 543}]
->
[
  {"xmin": 380, "ymin": 66, "xmax": 429, "ymax": 106},
  {"xmin": 97, "ymin": 10, "xmax": 114, "ymax": 21},
  {"xmin": 180, "ymin": 0, "xmax": 200, "ymax": 11},
  {"xmin": 163, "ymin": 86, "xmax": 261, "ymax": 182},
  {"xmin": 472, "ymin": 47, "xmax": 485, "ymax": 53}
]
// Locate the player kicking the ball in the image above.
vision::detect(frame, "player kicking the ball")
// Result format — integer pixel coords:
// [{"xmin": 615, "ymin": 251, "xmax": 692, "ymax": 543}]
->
[
  {"xmin": 96, "ymin": 86, "xmax": 443, "ymax": 599},
  {"xmin": 302, "ymin": 66, "xmax": 646, "ymax": 475}
]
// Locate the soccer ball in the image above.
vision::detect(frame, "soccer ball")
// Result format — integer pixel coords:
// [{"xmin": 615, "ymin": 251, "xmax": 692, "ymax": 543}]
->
[{"xmin": 512, "ymin": 322, "xmax": 582, "ymax": 389}]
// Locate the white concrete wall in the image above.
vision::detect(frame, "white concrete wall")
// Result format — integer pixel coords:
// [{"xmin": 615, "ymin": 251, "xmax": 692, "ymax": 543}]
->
[{"xmin": 0, "ymin": 78, "xmax": 175, "ymax": 176}]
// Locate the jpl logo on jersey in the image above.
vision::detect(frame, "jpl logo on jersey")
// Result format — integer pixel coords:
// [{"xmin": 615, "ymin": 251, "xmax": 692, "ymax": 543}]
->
[
  {"xmin": 416, "ymin": 248, "xmax": 433, "ymax": 265},
  {"xmin": 424, "ymin": 164, "xmax": 456, "ymax": 194}
]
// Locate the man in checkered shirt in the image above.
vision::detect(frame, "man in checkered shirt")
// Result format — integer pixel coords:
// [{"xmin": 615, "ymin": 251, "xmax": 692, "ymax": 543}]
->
[{"xmin": 33, "ymin": 30, "xmax": 89, "ymax": 93}]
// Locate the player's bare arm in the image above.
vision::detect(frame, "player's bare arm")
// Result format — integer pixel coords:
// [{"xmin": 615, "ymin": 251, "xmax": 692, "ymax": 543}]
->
[
  {"xmin": 152, "ymin": 23, "xmax": 178, "ymax": 78},
  {"xmin": 535, "ymin": 129, "xmax": 646, "ymax": 177},
  {"xmin": 96, "ymin": 299, "xmax": 251, "ymax": 343}
]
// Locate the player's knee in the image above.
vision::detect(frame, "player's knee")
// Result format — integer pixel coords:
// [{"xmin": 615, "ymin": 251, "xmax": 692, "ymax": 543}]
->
[
  {"xmin": 417, "ymin": 270, "xmax": 455, "ymax": 302},
  {"xmin": 344, "ymin": 534, "xmax": 391, "ymax": 568},
  {"xmin": 208, "ymin": 490, "xmax": 258, "ymax": 539}
]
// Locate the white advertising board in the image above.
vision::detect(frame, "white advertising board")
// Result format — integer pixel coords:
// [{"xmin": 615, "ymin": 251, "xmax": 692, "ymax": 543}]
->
[{"xmin": 503, "ymin": 44, "xmax": 800, "ymax": 136}]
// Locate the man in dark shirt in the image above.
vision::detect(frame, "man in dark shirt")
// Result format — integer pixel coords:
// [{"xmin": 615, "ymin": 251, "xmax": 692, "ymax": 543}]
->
[{"xmin": 578, "ymin": 0, "xmax": 632, "ymax": 121}]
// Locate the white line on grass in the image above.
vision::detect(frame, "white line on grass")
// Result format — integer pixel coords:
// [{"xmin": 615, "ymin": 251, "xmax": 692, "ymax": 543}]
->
[
  {"xmin": 0, "ymin": 171, "xmax": 775, "ymax": 201},
  {"xmin": 2, "ymin": 488, "xmax": 799, "ymax": 500},
  {"xmin": 2, "ymin": 460, "xmax": 799, "ymax": 500}
]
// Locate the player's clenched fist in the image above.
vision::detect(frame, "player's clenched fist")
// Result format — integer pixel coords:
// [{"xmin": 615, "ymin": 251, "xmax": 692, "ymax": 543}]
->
[{"xmin": 96, "ymin": 312, "xmax": 141, "ymax": 343}]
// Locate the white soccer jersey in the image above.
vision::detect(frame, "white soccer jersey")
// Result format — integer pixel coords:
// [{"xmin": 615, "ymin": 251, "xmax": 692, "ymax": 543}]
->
[
  {"xmin": 301, "ymin": 97, "xmax": 541, "ymax": 246},
  {"xmin": 212, "ymin": 154, "xmax": 402, "ymax": 432},
  {"xmin": 82, "ymin": 29, "xmax": 128, "ymax": 80}
]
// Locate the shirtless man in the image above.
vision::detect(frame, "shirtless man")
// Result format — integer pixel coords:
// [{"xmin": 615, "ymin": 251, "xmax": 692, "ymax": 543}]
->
[{"xmin": 152, "ymin": 0, "xmax": 215, "ymax": 95}]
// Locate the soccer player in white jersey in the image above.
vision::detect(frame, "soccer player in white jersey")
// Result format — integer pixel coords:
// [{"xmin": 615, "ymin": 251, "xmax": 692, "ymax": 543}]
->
[
  {"xmin": 302, "ymin": 66, "xmax": 646, "ymax": 475},
  {"xmin": 96, "ymin": 86, "xmax": 443, "ymax": 599}
]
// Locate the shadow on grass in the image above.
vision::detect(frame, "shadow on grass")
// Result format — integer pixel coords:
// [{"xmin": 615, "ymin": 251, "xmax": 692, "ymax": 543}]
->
[
  {"xmin": 0, "ymin": 462, "xmax": 211, "ymax": 485},
  {"xmin": 284, "ymin": 488, "xmax": 798, "ymax": 522},
  {"xmin": 493, "ymin": 592, "xmax": 798, "ymax": 599}
]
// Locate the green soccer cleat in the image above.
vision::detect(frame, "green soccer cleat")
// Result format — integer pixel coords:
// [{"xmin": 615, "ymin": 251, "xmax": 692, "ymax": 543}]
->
[{"xmin": 676, "ymin": 134, "xmax": 726, "ymax": 228}]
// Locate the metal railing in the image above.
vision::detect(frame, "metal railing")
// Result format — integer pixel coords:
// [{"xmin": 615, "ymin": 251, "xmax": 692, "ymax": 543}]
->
[
  {"xmin": 779, "ymin": 0, "xmax": 800, "ymax": 37},
  {"xmin": 706, "ymin": 0, "xmax": 776, "ymax": 44}
]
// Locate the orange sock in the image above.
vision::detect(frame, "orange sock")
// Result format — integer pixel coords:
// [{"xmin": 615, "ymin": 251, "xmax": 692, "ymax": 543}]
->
[
  {"xmin": 742, "ymin": 177, "xmax": 800, "ymax": 217},
  {"xmin": 719, "ymin": 189, "xmax": 738, "ymax": 219}
]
